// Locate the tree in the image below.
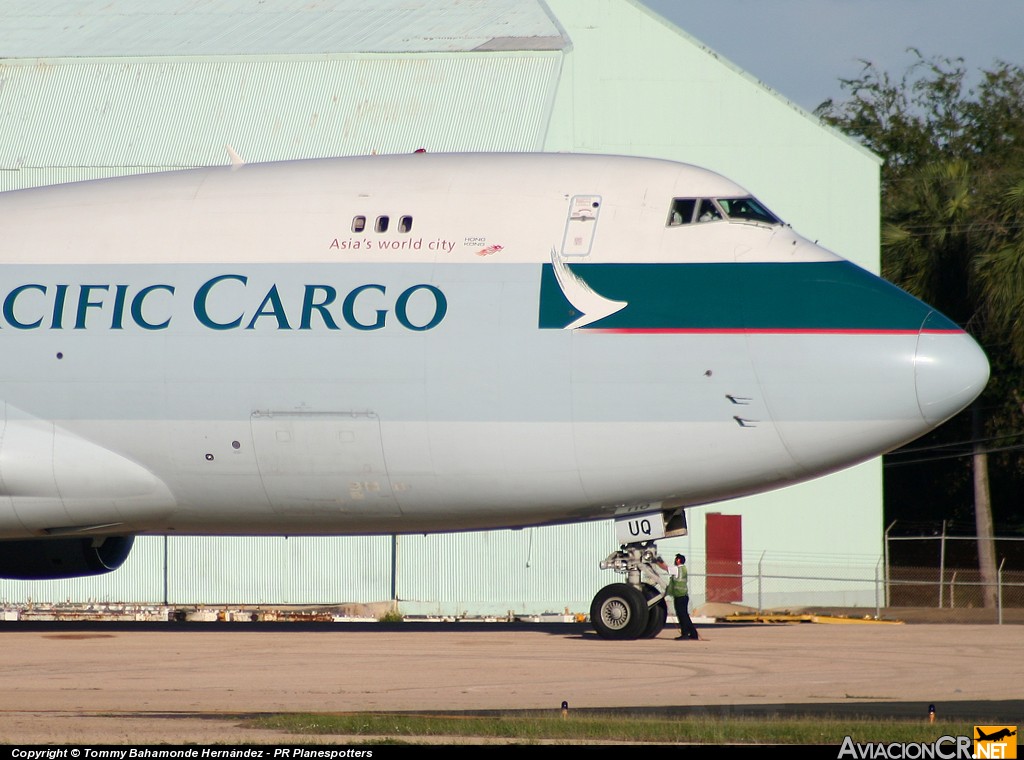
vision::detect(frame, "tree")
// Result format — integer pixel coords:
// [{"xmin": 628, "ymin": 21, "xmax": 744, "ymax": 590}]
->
[{"xmin": 816, "ymin": 52, "xmax": 1024, "ymax": 605}]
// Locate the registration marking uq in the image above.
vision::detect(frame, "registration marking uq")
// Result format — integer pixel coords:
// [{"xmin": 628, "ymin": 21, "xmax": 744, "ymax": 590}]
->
[{"xmin": 614, "ymin": 512, "xmax": 668, "ymax": 544}]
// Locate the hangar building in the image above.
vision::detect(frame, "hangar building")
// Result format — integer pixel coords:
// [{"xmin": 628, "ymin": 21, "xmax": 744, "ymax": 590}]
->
[{"xmin": 0, "ymin": 0, "xmax": 883, "ymax": 615}]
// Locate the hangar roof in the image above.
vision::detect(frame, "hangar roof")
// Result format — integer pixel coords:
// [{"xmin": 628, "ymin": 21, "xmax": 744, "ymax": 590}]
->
[
  {"xmin": 0, "ymin": 0, "xmax": 568, "ymax": 58},
  {"xmin": 0, "ymin": 0, "xmax": 568, "ymax": 174}
]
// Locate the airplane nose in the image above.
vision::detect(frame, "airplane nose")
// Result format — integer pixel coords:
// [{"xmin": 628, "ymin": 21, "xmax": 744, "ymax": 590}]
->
[{"xmin": 915, "ymin": 312, "xmax": 990, "ymax": 425}]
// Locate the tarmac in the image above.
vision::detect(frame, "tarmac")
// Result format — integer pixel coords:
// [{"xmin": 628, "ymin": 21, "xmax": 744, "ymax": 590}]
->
[{"xmin": 1, "ymin": 616, "xmax": 1021, "ymax": 744}]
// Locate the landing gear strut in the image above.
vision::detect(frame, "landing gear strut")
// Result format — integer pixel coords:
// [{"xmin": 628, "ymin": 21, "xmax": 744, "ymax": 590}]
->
[{"xmin": 590, "ymin": 541, "xmax": 669, "ymax": 640}]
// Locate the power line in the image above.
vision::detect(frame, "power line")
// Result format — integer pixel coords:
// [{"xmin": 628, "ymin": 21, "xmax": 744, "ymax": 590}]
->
[
  {"xmin": 885, "ymin": 441, "xmax": 1024, "ymax": 466},
  {"xmin": 890, "ymin": 430, "xmax": 1024, "ymax": 456}
]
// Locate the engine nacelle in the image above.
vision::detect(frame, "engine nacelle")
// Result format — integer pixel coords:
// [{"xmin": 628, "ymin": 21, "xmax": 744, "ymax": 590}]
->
[{"xmin": 0, "ymin": 536, "xmax": 134, "ymax": 579}]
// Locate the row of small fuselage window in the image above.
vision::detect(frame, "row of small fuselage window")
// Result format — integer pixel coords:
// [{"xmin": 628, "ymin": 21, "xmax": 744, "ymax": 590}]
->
[
  {"xmin": 351, "ymin": 215, "xmax": 414, "ymax": 233},
  {"xmin": 347, "ymin": 198, "xmax": 777, "ymax": 233}
]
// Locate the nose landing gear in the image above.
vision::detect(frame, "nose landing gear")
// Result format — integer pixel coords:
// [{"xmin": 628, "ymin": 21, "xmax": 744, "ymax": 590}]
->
[
  {"xmin": 590, "ymin": 582, "xmax": 648, "ymax": 639},
  {"xmin": 590, "ymin": 541, "xmax": 668, "ymax": 640}
]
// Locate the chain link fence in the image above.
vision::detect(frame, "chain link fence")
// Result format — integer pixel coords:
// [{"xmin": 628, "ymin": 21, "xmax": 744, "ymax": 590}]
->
[
  {"xmin": 682, "ymin": 538, "xmax": 1024, "ymax": 624},
  {"xmin": 882, "ymin": 532, "xmax": 1024, "ymax": 622},
  {"xmin": 887, "ymin": 565, "xmax": 1024, "ymax": 611}
]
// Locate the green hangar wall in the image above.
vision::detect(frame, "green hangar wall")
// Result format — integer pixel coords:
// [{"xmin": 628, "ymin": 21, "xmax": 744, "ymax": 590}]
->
[{"xmin": 0, "ymin": 0, "xmax": 883, "ymax": 614}]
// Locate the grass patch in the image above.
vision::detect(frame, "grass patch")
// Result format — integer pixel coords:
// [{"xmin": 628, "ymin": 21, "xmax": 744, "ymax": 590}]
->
[
  {"xmin": 247, "ymin": 712, "xmax": 973, "ymax": 744},
  {"xmin": 377, "ymin": 608, "xmax": 404, "ymax": 623}
]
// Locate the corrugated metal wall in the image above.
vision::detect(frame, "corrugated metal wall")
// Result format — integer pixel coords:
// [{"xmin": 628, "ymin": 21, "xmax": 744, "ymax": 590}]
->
[
  {"xmin": 0, "ymin": 526, "xmax": 617, "ymax": 616},
  {"xmin": 396, "ymin": 523, "xmax": 613, "ymax": 615},
  {"xmin": 0, "ymin": 536, "xmax": 166, "ymax": 605},
  {"xmin": 0, "ymin": 53, "xmax": 563, "ymax": 190},
  {"xmin": 0, "ymin": 0, "xmax": 566, "ymax": 59}
]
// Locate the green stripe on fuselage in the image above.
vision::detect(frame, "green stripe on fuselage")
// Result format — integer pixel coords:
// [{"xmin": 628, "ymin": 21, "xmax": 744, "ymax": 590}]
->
[{"xmin": 538, "ymin": 261, "xmax": 958, "ymax": 332}]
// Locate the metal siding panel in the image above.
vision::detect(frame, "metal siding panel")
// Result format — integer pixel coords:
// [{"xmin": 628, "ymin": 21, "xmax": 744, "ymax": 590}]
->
[
  {"xmin": 0, "ymin": 167, "xmax": 172, "ymax": 193},
  {"xmin": 396, "ymin": 522, "xmax": 611, "ymax": 617},
  {"xmin": 0, "ymin": 536, "xmax": 165, "ymax": 604},
  {"xmin": 286, "ymin": 536, "xmax": 393, "ymax": 605},
  {"xmin": 0, "ymin": 527, "xmax": 614, "ymax": 613},
  {"xmin": 167, "ymin": 536, "xmax": 285, "ymax": 605},
  {"xmin": 0, "ymin": 1, "xmax": 567, "ymax": 57},
  {"xmin": 165, "ymin": 536, "xmax": 393, "ymax": 605},
  {"xmin": 0, "ymin": 54, "xmax": 563, "ymax": 171}
]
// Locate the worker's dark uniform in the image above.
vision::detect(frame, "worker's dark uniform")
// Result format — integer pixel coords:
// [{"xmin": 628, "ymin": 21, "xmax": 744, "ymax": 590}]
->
[{"xmin": 667, "ymin": 565, "xmax": 700, "ymax": 640}]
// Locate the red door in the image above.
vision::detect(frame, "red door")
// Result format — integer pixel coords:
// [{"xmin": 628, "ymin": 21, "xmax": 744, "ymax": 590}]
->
[{"xmin": 706, "ymin": 513, "xmax": 742, "ymax": 603}]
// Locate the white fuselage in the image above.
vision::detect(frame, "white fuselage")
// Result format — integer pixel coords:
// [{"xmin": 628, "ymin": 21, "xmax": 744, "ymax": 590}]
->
[{"xmin": 0, "ymin": 153, "xmax": 989, "ymax": 538}]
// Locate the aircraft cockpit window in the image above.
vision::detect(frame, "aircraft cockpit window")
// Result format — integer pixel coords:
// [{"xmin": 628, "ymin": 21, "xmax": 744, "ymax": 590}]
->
[
  {"xmin": 697, "ymin": 199, "xmax": 722, "ymax": 223},
  {"xmin": 667, "ymin": 198, "xmax": 696, "ymax": 226},
  {"xmin": 352, "ymin": 215, "xmax": 366, "ymax": 233},
  {"xmin": 718, "ymin": 197, "xmax": 781, "ymax": 225},
  {"xmin": 398, "ymin": 215, "xmax": 413, "ymax": 233},
  {"xmin": 375, "ymin": 215, "xmax": 390, "ymax": 233}
]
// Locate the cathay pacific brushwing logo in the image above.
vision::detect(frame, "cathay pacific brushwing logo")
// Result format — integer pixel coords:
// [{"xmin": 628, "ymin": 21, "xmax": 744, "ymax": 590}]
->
[
  {"xmin": 538, "ymin": 259, "xmax": 950, "ymax": 334},
  {"xmin": 547, "ymin": 247, "xmax": 627, "ymax": 329}
]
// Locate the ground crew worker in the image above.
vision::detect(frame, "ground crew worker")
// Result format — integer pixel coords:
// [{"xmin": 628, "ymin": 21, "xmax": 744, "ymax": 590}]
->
[{"xmin": 666, "ymin": 553, "xmax": 700, "ymax": 640}]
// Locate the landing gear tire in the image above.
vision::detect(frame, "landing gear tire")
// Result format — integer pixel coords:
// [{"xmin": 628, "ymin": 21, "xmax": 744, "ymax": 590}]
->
[
  {"xmin": 640, "ymin": 584, "xmax": 668, "ymax": 639},
  {"xmin": 590, "ymin": 583, "xmax": 648, "ymax": 640}
]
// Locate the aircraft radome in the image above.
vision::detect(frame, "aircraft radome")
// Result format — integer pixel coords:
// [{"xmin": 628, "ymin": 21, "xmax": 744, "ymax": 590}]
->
[{"xmin": 0, "ymin": 152, "xmax": 989, "ymax": 639}]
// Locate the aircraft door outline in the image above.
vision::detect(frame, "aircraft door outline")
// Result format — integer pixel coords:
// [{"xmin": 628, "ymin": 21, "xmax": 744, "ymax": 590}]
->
[
  {"xmin": 561, "ymin": 194, "xmax": 602, "ymax": 256},
  {"xmin": 250, "ymin": 410, "xmax": 401, "ymax": 516}
]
